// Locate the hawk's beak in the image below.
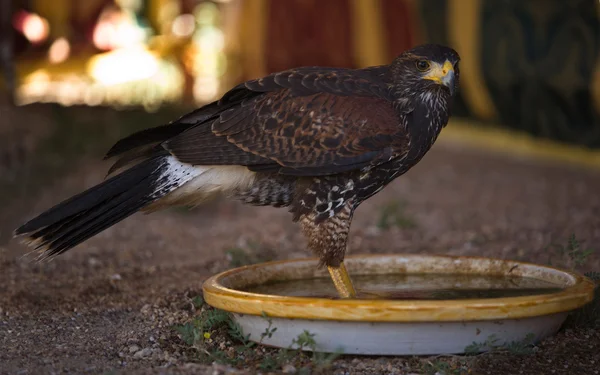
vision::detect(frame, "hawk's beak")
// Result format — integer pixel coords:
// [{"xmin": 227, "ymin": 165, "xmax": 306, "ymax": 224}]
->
[{"xmin": 424, "ymin": 60, "xmax": 456, "ymax": 96}]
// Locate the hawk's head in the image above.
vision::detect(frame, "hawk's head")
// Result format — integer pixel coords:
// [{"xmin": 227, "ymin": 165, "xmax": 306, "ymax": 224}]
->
[{"xmin": 391, "ymin": 44, "xmax": 460, "ymax": 99}]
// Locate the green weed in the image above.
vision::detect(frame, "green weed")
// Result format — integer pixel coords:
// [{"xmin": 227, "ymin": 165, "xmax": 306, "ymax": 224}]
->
[
  {"xmin": 464, "ymin": 333, "xmax": 536, "ymax": 355},
  {"xmin": 548, "ymin": 234, "xmax": 595, "ymax": 269},
  {"xmin": 174, "ymin": 305, "xmax": 343, "ymax": 373}
]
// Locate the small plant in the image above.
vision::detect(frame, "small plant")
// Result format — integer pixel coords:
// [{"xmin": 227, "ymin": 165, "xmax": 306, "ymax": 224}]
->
[
  {"xmin": 464, "ymin": 334, "xmax": 500, "ymax": 355},
  {"xmin": 173, "ymin": 308, "xmax": 231, "ymax": 348},
  {"xmin": 228, "ymin": 319, "xmax": 254, "ymax": 347},
  {"xmin": 259, "ymin": 349, "xmax": 295, "ymax": 371},
  {"xmin": 377, "ymin": 200, "xmax": 417, "ymax": 230},
  {"xmin": 191, "ymin": 295, "xmax": 204, "ymax": 309},
  {"xmin": 258, "ymin": 328, "xmax": 342, "ymax": 372},
  {"xmin": 548, "ymin": 234, "xmax": 595, "ymax": 269},
  {"xmin": 504, "ymin": 333, "xmax": 537, "ymax": 355},
  {"xmin": 464, "ymin": 333, "xmax": 536, "ymax": 355},
  {"xmin": 259, "ymin": 311, "xmax": 278, "ymax": 343},
  {"xmin": 291, "ymin": 330, "xmax": 343, "ymax": 372},
  {"xmin": 174, "ymin": 305, "xmax": 343, "ymax": 372},
  {"xmin": 173, "ymin": 306, "xmax": 258, "ymax": 366},
  {"xmin": 291, "ymin": 330, "xmax": 317, "ymax": 351}
]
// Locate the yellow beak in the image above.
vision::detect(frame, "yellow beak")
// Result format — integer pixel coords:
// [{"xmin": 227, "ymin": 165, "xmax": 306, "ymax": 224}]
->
[{"xmin": 423, "ymin": 60, "xmax": 456, "ymax": 94}]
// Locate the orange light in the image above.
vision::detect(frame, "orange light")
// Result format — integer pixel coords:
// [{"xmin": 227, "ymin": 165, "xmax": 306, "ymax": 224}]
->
[
  {"xmin": 92, "ymin": 7, "xmax": 148, "ymax": 51},
  {"xmin": 19, "ymin": 13, "xmax": 50, "ymax": 44},
  {"xmin": 48, "ymin": 38, "xmax": 70, "ymax": 64},
  {"xmin": 172, "ymin": 14, "xmax": 195, "ymax": 38},
  {"xmin": 87, "ymin": 47, "xmax": 160, "ymax": 85},
  {"xmin": 93, "ymin": 21, "xmax": 116, "ymax": 50}
]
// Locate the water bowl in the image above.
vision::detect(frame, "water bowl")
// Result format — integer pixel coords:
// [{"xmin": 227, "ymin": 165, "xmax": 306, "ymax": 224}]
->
[{"xmin": 202, "ymin": 254, "xmax": 595, "ymax": 355}]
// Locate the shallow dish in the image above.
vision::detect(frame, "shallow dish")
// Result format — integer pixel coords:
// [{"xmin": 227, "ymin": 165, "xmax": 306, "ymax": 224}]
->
[{"xmin": 203, "ymin": 254, "xmax": 594, "ymax": 355}]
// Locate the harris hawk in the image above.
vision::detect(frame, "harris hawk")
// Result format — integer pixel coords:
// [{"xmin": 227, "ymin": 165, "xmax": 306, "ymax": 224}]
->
[{"xmin": 15, "ymin": 44, "xmax": 460, "ymax": 299}]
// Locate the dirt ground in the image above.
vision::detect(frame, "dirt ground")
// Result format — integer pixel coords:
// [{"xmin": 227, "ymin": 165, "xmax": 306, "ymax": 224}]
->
[{"xmin": 1, "ymin": 105, "xmax": 599, "ymax": 375}]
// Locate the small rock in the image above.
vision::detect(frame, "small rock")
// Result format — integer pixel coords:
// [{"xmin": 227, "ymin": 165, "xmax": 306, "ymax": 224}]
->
[
  {"xmin": 88, "ymin": 257, "xmax": 101, "ymax": 267},
  {"xmin": 282, "ymin": 364, "xmax": 297, "ymax": 373},
  {"xmin": 211, "ymin": 363, "xmax": 237, "ymax": 374},
  {"xmin": 133, "ymin": 348, "xmax": 152, "ymax": 359},
  {"xmin": 128, "ymin": 345, "xmax": 140, "ymax": 354}
]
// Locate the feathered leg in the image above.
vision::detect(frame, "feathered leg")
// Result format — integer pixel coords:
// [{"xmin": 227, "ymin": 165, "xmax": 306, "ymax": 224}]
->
[{"xmin": 299, "ymin": 200, "xmax": 357, "ymax": 298}]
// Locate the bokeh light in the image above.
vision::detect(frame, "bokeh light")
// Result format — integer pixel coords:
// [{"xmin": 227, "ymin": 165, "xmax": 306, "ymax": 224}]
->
[
  {"xmin": 13, "ymin": 11, "xmax": 50, "ymax": 44},
  {"xmin": 172, "ymin": 14, "xmax": 196, "ymax": 38},
  {"xmin": 48, "ymin": 38, "xmax": 71, "ymax": 64}
]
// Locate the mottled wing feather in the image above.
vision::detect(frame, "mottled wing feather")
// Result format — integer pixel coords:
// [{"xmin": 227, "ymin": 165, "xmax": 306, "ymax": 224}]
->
[
  {"xmin": 162, "ymin": 65, "xmax": 410, "ymax": 176},
  {"xmin": 243, "ymin": 66, "xmax": 392, "ymax": 99},
  {"xmin": 104, "ymin": 100, "xmax": 242, "ymax": 159},
  {"xmin": 160, "ymin": 123, "xmax": 273, "ymax": 166},
  {"xmin": 103, "ymin": 88, "xmax": 264, "ymax": 171},
  {"xmin": 166, "ymin": 92, "xmax": 407, "ymax": 175}
]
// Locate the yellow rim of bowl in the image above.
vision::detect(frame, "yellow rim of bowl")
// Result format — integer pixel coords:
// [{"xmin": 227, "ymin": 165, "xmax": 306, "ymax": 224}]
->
[{"xmin": 202, "ymin": 254, "xmax": 596, "ymax": 322}]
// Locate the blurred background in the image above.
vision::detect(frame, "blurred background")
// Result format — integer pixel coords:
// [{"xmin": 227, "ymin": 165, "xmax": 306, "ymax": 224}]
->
[
  {"xmin": 0, "ymin": 0, "xmax": 599, "ymax": 238},
  {"xmin": 1, "ymin": 0, "xmax": 598, "ymax": 134}
]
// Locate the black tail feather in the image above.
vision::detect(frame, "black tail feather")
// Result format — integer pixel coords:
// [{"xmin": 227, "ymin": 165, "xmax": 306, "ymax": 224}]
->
[
  {"xmin": 105, "ymin": 145, "xmax": 166, "ymax": 177},
  {"xmin": 103, "ymin": 123, "xmax": 192, "ymax": 159},
  {"xmin": 15, "ymin": 155, "xmax": 170, "ymax": 260},
  {"xmin": 103, "ymin": 100, "xmax": 233, "ymax": 160}
]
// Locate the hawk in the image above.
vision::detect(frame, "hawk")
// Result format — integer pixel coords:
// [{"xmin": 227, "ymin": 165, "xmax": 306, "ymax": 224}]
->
[{"xmin": 15, "ymin": 44, "xmax": 460, "ymax": 299}]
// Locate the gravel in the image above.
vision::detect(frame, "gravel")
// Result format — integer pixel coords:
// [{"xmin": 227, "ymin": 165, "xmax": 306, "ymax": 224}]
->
[{"xmin": 1, "ymin": 129, "xmax": 599, "ymax": 374}]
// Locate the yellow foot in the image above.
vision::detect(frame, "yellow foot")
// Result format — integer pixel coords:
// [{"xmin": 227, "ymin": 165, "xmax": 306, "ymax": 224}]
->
[{"xmin": 327, "ymin": 262, "xmax": 357, "ymax": 299}]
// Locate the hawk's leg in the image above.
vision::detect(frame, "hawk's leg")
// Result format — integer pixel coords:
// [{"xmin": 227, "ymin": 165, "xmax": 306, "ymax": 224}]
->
[
  {"xmin": 298, "ymin": 201, "xmax": 357, "ymax": 299},
  {"xmin": 326, "ymin": 261, "xmax": 356, "ymax": 299}
]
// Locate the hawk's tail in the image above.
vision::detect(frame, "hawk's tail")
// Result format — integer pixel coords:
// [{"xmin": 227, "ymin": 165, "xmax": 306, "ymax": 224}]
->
[{"xmin": 14, "ymin": 155, "xmax": 192, "ymax": 261}]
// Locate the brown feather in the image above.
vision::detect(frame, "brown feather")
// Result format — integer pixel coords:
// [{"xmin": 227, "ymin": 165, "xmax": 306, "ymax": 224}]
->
[{"xmin": 165, "ymin": 92, "xmax": 409, "ymax": 176}]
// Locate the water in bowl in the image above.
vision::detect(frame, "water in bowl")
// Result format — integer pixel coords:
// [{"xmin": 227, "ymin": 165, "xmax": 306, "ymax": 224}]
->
[{"xmin": 243, "ymin": 273, "xmax": 565, "ymax": 300}]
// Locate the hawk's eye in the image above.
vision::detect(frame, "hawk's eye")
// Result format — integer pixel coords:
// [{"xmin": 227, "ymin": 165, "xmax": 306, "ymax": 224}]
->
[{"xmin": 416, "ymin": 60, "xmax": 431, "ymax": 71}]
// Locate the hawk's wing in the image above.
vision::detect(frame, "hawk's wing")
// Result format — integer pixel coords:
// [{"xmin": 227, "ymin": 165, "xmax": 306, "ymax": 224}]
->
[{"xmin": 163, "ymin": 67, "xmax": 412, "ymax": 176}]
